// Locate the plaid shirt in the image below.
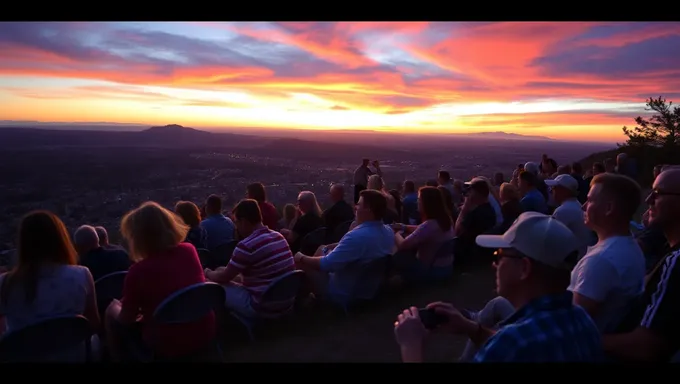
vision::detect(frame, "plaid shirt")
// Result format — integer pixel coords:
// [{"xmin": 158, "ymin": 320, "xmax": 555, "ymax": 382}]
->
[{"xmin": 473, "ymin": 292, "xmax": 603, "ymax": 362}]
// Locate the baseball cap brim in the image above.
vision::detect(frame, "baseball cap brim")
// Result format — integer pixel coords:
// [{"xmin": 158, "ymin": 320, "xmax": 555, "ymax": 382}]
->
[
  {"xmin": 543, "ymin": 179, "xmax": 559, "ymax": 186},
  {"xmin": 475, "ymin": 234, "xmax": 511, "ymax": 249}
]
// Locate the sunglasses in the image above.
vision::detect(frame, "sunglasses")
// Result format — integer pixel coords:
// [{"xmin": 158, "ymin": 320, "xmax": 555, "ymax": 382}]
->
[
  {"xmin": 648, "ymin": 189, "xmax": 680, "ymax": 199},
  {"xmin": 493, "ymin": 248, "xmax": 526, "ymax": 261}
]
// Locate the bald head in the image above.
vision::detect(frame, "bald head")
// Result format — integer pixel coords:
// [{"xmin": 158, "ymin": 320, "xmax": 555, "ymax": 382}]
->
[
  {"xmin": 94, "ymin": 226, "xmax": 109, "ymax": 246},
  {"xmin": 647, "ymin": 168, "xmax": 680, "ymax": 235},
  {"xmin": 74, "ymin": 225, "xmax": 100, "ymax": 255},
  {"xmin": 330, "ymin": 184, "xmax": 345, "ymax": 202}
]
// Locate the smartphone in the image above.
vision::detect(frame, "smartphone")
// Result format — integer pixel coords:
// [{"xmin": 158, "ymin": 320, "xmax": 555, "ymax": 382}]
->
[{"xmin": 418, "ymin": 308, "xmax": 448, "ymax": 330}]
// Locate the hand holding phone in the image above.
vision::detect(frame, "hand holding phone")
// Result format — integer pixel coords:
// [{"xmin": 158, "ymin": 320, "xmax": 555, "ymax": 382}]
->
[{"xmin": 418, "ymin": 307, "xmax": 448, "ymax": 330}]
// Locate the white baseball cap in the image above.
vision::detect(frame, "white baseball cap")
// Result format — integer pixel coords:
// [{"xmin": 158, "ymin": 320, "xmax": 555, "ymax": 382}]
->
[
  {"xmin": 475, "ymin": 211, "xmax": 579, "ymax": 270},
  {"xmin": 544, "ymin": 174, "xmax": 579, "ymax": 194}
]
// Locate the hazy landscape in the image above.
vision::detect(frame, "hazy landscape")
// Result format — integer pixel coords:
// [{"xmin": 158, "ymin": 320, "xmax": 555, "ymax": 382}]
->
[{"xmin": 0, "ymin": 123, "xmax": 612, "ymax": 251}]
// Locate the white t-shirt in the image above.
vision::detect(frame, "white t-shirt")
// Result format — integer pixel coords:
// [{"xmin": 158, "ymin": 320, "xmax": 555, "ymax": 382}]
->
[
  {"xmin": 552, "ymin": 198, "xmax": 594, "ymax": 258},
  {"xmin": 568, "ymin": 235, "xmax": 645, "ymax": 333}
]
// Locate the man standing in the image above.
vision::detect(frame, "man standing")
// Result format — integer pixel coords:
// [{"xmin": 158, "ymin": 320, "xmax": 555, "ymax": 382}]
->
[{"xmin": 353, "ymin": 159, "xmax": 382, "ymax": 205}]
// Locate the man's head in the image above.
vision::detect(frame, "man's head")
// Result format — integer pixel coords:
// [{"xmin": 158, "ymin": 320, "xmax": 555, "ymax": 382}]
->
[
  {"xmin": 584, "ymin": 173, "xmax": 641, "ymax": 232},
  {"xmin": 246, "ymin": 183, "xmax": 267, "ymax": 203},
  {"xmin": 524, "ymin": 162, "xmax": 539, "ymax": 175},
  {"xmin": 330, "ymin": 183, "xmax": 345, "ymax": 202},
  {"xmin": 362, "ymin": 158, "xmax": 370, "ymax": 167},
  {"xmin": 499, "ymin": 183, "xmax": 519, "ymax": 203},
  {"xmin": 94, "ymin": 226, "xmax": 109, "ymax": 246},
  {"xmin": 616, "ymin": 153, "xmax": 628, "ymax": 166},
  {"xmin": 231, "ymin": 199, "xmax": 263, "ymax": 238},
  {"xmin": 205, "ymin": 194, "xmax": 223, "ymax": 216},
  {"xmin": 557, "ymin": 164, "xmax": 571, "ymax": 176},
  {"xmin": 73, "ymin": 225, "xmax": 100, "ymax": 255},
  {"xmin": 437, "ymin": 170, "xmax": 451, "ymax": 185},
  {"xmin": 653, "ymin": 164, "xmax": 665, "ymax": 180},
  {"xmin": 297, "ymin": 191, "xmax": 320, "ymax": 215},
  {"xmin": 356, "ymin": 189, "xmax": 387, "ymax": 224},
  {"xmin": 571, "ymin": 162, "xmax": 583, "ymax": 175},
  {"xmin": 402, "ymin": 180, "xmax": 416, "ymax": 195},
  {"xmin": 518, "ymin": 171, "xmax": 538, "ymax": 194},
  {"xmin": 646, "ymin": 168, "xmax": 680, "ymax": 233},
  {"xmin": 476, "ymin": 212, "xmax": 578, "ymax": 305},
  {"xmin": 466, "ymin": 178, "xmax": 490, "ymax": 204},
  {"xmin": 545, "ymin": 174, "xmax": 579, "ymax": 205},
  {"xmin": 592, "ymin": 162, "xmax": 605, "ymax": 176}
]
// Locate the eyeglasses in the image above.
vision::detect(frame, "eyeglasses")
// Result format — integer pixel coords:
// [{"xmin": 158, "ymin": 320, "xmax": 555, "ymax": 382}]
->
[
  {"xmin": 493, "ymin": 248, "xmax": 525, "ymax": 261},
  {"xmin": 648, "ymin": 189, "xmax": 680, "ymax": 199}
]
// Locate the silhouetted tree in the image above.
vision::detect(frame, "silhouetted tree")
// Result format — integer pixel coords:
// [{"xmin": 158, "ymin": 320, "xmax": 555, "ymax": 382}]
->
[{"xmin": 622, "ymin": 96, "xmax": 680, "ymax": 149}]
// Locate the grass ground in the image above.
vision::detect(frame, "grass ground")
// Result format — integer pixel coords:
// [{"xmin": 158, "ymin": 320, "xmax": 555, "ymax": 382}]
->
[{"xmin": 220, "ymin": 264, "xmax": 497, "ymax": 362}]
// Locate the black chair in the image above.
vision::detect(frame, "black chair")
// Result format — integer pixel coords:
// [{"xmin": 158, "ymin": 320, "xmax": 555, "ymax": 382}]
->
[
  {"xmin": 331, "ymin": 220, "xmax": 354, "ymax": 243},
  {"xmin": 230, "ymin": 270, "xmax": 305, "ymax": 341},
  {"xmin": 333, "ymin": 255, "xmax": 391, "ymax": 316},
  {"xmin": 0, "ymin": 315, "xmax": 92, "ymax": 362},
  {"xmin": 95, "ymin": 271, "xmax": 128, "ymax": 319},
  {"xmin": 212, "ymin": 241, "xmax": 237, "ymax": 267},
  {"xmin": 149, "ymin": 282, "xmax": 226, "ymax": 361},
  {"xmin": 300, "ymin": 227, "xmax": 327, "ymax": 255}
]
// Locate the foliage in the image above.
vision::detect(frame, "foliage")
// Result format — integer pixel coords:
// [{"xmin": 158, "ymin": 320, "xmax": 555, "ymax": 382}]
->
[{"xmin": 622, "ymin": 96, "xmax": 680, "ymax": 149}]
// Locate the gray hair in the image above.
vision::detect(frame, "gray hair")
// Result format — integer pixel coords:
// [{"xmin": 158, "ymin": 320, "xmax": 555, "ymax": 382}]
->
[
  {"xmin": 298, "ymin": 191, "xmax": 322, "ymax": 216},
  {"xmin": 524, "ymin": 162, "xmax": 539, "ymax": 175},
  {"xmin": 94, "ymin": 226, "xmax": 109, "ymax": 245},
  {"xmin": 74, "ymin": 225, "xmax": 100, "ymax": 249}
]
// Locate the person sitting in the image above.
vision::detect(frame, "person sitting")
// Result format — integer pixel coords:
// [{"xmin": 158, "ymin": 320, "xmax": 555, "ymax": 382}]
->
[
  {"xmin": 281, "ymin": 191, "xmax": 324, "ymax": 254},
  {"xmin": 175, "ymin": 201, "xmax": 208, "ymax": 250},
  {"xmin": 278, "ymin": 203, "xmax": 299, "ymax": 231},
  {"xmin": 105, "ymin": 202, "xmax": 215, "ymax": 361},
  {"xmin": 545, "ymin": 174, "xmax": 593, "ymax": 259},
  {"xmin": 454, "ymin": 178, "xmax": 497, "ymax": 264},
  {"xmin": 75, "ymin": 225, "xmax": 131, "ymax": 282},
  {"xmin": 246, "ymin": 182, "xmax": 279, "ymax": 230},
  {"xmin": 322, "ymin": 184, "xmax": 355, "ymax": 237},
  {"xmin": 391, "ymin": 186, "xmax": 455, "ymax": 283},
  {"xmin": 200, "ymin": 194, "xmax": 236, "ymax": 252},
  {"xmin": 205, "ymin": 199, "xmax": 295, "ymax": 318},
  {"xmin": 0, "ymin": 211, "xmax": 100, "ymax": 360},
  {"xmin": 487, "ymin": 183, "xmax": 523, "ymax": 235},
  {"xmin": 368, "ymin": 174, "xmax": 398, "ymax": 223},
  {"xmin": 393, "ymin": 212, "xmax": 602, "ymax": 362},
  {"xmin": 569, "ymin": 173, "xmax": 645, "ymax": 333},
  {"xmin": 293, "ymin": 190, "xmax": 395, "ymax": 306},
  {"xmin": 401, "ymin": 180, "xmax": 419, "ymax": 225},
  {"xmin": 437, "ymin": 186, "xmax": 458, "ymax": 222},
  {"xmin": 518, "ymin": 171, "xmax": 548, "ymax": 214},
  {"xmin": 603, "ymin": 168, "xmax": 680, "ymax": 362},
  {"xmin": 95, "ymin": 226, "xmax": 124, "ymax": 251}
]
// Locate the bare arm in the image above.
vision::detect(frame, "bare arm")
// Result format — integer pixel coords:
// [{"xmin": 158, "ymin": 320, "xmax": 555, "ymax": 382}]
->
[
  {"xmin": 572, "ymin": 292, "xmax": 602, "ymax": 320},
  {"xmin": 205, "ymin": 264, "xmax": 240, "ymax": 285}
]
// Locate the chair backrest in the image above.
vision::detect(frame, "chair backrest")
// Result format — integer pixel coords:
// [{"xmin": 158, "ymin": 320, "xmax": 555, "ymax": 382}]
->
[
  {"xmin": 332, "ymin": 220, "xmax": 354, "ymax": 243},
  {"xmin": 95, "ymin": 271, "xmax": 127, "ymax": 302},
  {"xmin": 0, "ymin": 315, "xmax": 91, "ymax": 362},
  {"xmin": 153, "ymin": 282, "xmax": 226, "ymax": 325},
  {"xmin": 300, "ymin": 227, "xmax": 327, "ymax": 255},
  {"xmin": 261, "ymin": 270, "xmax": 305, "ymax": 303}
]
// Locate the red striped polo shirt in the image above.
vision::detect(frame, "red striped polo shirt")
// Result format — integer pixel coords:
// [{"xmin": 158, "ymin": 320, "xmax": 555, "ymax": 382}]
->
[{"xmin": 227, "ymin": 226, "xmax": 295, "ymax": 316}]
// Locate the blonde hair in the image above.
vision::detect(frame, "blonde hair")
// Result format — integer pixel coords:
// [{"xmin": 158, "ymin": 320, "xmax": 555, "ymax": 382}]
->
[
  {"xmin": 499, "ymin": 182, "xmax": 519, "ymax": 202},
  {"xmin": 367, "ymin": 174, "xmax": 384, "ymax": 191},
  {"xmin": 298, "ymin": 191, "xmax": 322, "ymax": 216},
  {"xmin": 473, "ymin": 176, "xmax": 501, "ymax": 202},
  {"xmin": 121, "ymin": 201, "xmax": 189, "ymax": 261}
]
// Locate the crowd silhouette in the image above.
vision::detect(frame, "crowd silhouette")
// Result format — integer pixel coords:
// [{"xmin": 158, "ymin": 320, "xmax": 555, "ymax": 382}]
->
[{"xmin": 1, "ymin": 153, "xmax": 679, "ymax": 363}]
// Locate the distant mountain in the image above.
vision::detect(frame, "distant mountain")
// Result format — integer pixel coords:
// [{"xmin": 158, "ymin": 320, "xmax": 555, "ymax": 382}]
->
[
  {"xmin": 142, "ymin": 124, "xmax": 211, "ymax": 136},
  {"xmin": 464, "ymin": 131, "xmax": 554, "ymax": 141}
]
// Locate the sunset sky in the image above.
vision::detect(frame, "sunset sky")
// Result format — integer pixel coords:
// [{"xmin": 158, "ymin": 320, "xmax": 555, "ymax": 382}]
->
[{"xmin": 1, "ymin": 21, "xmax": 679, "ymax": 142}]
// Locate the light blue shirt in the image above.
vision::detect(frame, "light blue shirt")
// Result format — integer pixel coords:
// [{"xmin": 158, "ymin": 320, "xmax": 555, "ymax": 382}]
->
[
  {"xmin": 521, "ymin": 189, "xmax": 548, "ymax": 214},
  {"xmin": 319, "ymin": 221, "xmax": 394, "ymax": 303},
  {"xmin": 200, "ymin": 214, "xmax": 236, "ymax": 250}
]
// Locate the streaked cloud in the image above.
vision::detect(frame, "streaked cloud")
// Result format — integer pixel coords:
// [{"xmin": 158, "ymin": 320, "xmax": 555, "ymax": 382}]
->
[{"xmin": 0, "ymin": 21, "xmax": 679, "ymax": 142}]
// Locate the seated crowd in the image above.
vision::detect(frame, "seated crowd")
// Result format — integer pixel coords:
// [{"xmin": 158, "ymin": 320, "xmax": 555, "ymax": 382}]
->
[{"xmin": 0, "ymin": 154, "xmax": 678, "ymax": 363}]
